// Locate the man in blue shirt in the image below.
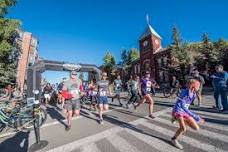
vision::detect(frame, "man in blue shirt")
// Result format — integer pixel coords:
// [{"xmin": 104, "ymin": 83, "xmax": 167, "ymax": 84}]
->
[{"xmin": 211, "ymin": 65, "xmax": 228, "ymax": 111}]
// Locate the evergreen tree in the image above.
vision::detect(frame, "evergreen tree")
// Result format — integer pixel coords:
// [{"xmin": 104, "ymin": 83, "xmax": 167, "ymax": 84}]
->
[
  {"xmin": 102, "ymin": 52, "xmax": 116, "ymax": 78},
  {"xmin": 199, "ymin": 33, "xmax": 218, "ymax": 70},
  {"xmin": 0, "ymin": 0, "xmax": 20, "ymax": 87}
]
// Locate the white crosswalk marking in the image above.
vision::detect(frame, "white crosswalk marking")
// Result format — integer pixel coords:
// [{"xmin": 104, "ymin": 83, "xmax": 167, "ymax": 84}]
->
[
  {"xmin": 192, "ymin": 110, "xmax": 228, "ymax": 119},
  {"xmin": 44, "ymin": 107, "xmax": 228, "ymax": 152},
  {"xmin": 142, "ymin": 121, "xmax": 226, "ymax": 152},
  {"xmin": 125, "ymin": 127, "xmax": 182, "ymax": 152},
  {"xmin": 80, "ymin": 143, "xmax": 101, "ymax": 152},
  {"xmin": 153, "ymin": 116, "xmax": 228, "ymax": 143},
  {"xmin": 163, "ymin": 113, "xmax": 228, "ymax": 132},
  {"xmin": 106, "ymin": 134, "xmax": 140, "ymax": 152}
]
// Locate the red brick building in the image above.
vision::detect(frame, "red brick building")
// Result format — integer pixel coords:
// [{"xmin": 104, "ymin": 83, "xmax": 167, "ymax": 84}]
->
[
  {"xmin": 132, "ymin": 22, "xmax": 170, "ymax": 83},
  {"xmin": 16, "ymin": 31, "xmax": 39, "ymax": 92}
]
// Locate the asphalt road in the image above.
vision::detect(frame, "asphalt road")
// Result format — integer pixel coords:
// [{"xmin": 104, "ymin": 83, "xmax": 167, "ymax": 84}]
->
[{"xmin": 0, "ymin": 92, "xmax": 228, "ymax": 152}]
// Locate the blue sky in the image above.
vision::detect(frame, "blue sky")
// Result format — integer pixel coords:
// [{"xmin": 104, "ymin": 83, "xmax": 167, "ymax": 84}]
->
[{"xmin": 8, "ymin": 0, "xmax": 228, "ymax": 83}]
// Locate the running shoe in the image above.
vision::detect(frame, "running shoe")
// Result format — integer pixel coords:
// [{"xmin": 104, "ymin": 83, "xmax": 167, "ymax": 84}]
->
[
  {"xmin": 65, "ymin": 125, "xmax": 71, "ymax": 131},
  {"xmin": 171, "ymin": 139, "xmax": 183, "ymax": 150},
  {"xmin": 99, "ymin": 119, "xmax": 104, "ymax": 125},
  {"xmin": 148, "ymin": 114, "xmax": 156, "ymax": 119}
]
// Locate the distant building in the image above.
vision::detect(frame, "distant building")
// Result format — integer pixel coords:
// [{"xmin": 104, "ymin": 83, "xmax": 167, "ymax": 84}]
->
[
  {"xmin": 132, "ymin": 21, "xmax": 170, "ymax": 83},
  {"xmin": 16, "ymin": 30, "xmax": 39, "ymax": 92}
]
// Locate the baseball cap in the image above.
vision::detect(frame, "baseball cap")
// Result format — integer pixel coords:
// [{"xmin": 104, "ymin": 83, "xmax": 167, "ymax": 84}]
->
[{"xmin": 102, "ymin": 72, "xmax": 107, "ymax": 77}]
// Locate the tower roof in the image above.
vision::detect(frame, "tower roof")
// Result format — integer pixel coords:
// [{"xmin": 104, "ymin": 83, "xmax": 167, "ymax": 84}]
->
[{"xmin": 140, "ymin": 24, "xmax": 162, "ymax": 40}]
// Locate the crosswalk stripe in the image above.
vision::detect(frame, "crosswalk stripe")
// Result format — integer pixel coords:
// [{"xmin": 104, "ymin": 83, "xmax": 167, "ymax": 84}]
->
[
  {"xmin": 163, "ymin": 113, "xmax": 228, "ymax": 132},
  {"xmin": 192, "ymin": 110, "xmax": 228, "ymax": 119},
  {"xmin": 153, "ymin": 116, "xmax": 228, "ymax": 143},
  {"xmin": 142, "ymin": 121, "xmax": 226, "ymax": 152},
  {"xmin": 125, "ymin": 127, "xmax": 182, "ymax": 152},
  {"xmin": 47, "ymin": 127, "xmax": 123, "ymax": 152},
  {"xmin": 80, "ymin": 143, "xmax": 101, "ymax": 152},
  {"xmin": 106, "ymin": 134, "xmax": 140, "ymax": 152}
]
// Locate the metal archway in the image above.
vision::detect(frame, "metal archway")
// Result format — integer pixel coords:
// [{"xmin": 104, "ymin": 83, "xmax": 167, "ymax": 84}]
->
[{"xmin": 26, "ymin": 59, "xmax": 101, "ymax": 97}]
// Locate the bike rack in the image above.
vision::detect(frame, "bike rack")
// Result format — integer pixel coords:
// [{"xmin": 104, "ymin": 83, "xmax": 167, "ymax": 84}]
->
[{"xmin": 29, "ymin": 91, "xmax": 48, "ymax": 152}]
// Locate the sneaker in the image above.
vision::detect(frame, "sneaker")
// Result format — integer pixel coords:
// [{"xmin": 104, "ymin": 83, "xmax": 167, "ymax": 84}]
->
[
  {"xmin": 171, "ymin": 139, "xmax": 183, "ymax": 150},
  {"xmin": 134, "ymin": 105, "xmax": 137, "ymax": 110},
  {"xmin": 99, "ymin": 119, "xmax": 104, "ymax": 125},
  {"xmin": 65, "ymin": 125, "xmax": 71, "ymax": 131},
  {"xmin": 148, "ymin": 114, "xmax": 156, "ymax": 119}
]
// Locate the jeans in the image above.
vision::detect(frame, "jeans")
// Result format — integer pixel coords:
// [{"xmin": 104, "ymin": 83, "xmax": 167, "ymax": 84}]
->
[{"xmin": 214, "ymin": 87, "xmax": 228, "ymax": 110}]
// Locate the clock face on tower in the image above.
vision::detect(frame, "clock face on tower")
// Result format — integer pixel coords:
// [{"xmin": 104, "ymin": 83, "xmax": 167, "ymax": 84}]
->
[{"xmin": 143, "ymin": 40, "xmax": 149, "ymax": 47}]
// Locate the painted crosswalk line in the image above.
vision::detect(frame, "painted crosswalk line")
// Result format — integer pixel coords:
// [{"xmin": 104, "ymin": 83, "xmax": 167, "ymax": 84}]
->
[
  {"xmin": 154, "ymin": 115, "xmax": 228, "ymax": 143},
  {"xmin": 142, "ymin": 121, "xmax": 226, "ymax": 152},
  {"xmin": 162, "ymin": 113, "xmax": 228, "ymax": 132},
  {"xmin": 106, "ymin": 134, "xmax": 140, "ymax": 152}
]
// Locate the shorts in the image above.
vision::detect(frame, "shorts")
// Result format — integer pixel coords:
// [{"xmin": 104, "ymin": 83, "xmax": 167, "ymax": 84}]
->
[
  {"xmin": 98, "ymin": 96, "xmax": 108, "ymax": 105},
  {"xmin": 65, "ymin": 99, "xmax": 81, "ymax": 111},
  {"xmin": 44, "ymin": 94, "xmax": 51, "ymax": 100},
  {"xmin": 172, "ymin": 112, "xmax": 191, "ymax": 120}
]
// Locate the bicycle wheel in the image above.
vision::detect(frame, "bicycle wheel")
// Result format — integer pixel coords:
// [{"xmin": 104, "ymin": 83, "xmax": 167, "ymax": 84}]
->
[
  {"xmin": 0, "ymin": 122, "xmax": 6, "ymax": 134},
  {"xmin": 23, "ymin": 108, "xmax": 47, "ymax": 130}
]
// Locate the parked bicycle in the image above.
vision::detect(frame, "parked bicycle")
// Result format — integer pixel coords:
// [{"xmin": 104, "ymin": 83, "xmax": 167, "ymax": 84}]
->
[
  {"xmin": 0, "ymin": 91, "xmax": 47, "ymax": 135},
  {"xmin": 161, "ymin": 83, "xmax": 181, "ymax": 98}
]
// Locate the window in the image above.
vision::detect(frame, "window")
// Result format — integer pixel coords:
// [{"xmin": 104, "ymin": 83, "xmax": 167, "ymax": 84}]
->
[
  {"xmin": 163, "ymin": 57, "xmax": 167, "ymax": 66},
  {"xmin": 157, "ymin": 59, "xmax": 161, "ymax": 67}
]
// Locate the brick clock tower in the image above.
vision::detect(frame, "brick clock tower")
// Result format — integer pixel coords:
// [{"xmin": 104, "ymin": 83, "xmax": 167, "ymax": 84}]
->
[{"xmin": 139, "ymin": 21, "xmax": 162, "ymax": 79}]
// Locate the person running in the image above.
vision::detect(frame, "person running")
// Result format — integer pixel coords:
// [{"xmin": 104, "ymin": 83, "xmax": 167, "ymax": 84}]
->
[
  {"xmin": 62, "ymin": 71, "xmax": 83, "ymax": 131},
  {"xmin": 211, "ymin": 65, "xmax": 228, "ymax": 111},
  {"xmin": 88, "ymin": 79, "xmax": 98, "ymax": 111},
  {"xmin": 42, "ymin": 83, "xmax": 53, "ymax": 105},
  {"xmin": 126, "ymin": 75, "xmax": 133, "ymax": 99},
  {"xmin": 57, "ymin": 78, "xmax": 66, "ymax": 108},
  {"xmin": 112, "ymin": 75, "xmax": 123, "ymax": 106},
  {"xmin": 171, "ymin": 79, "xmax": 205, "ymax": 150},
  {"xmin": 170, "ymin": 76, "xmax": 180, "ymax": 97},
  {"xmin": 192, "ymin": 70, "xmax": 205, "ymax": 106},
  {"xmin": 126, "ymin": 75, "xmax": 140, "ymax": 109},
  {"xmin": 97, "ymin": 72, "xmax": 112, "ymax": 124},
  {"xmin": 134, "ymin": 71, "xmax": 155, "ymax": 118}
]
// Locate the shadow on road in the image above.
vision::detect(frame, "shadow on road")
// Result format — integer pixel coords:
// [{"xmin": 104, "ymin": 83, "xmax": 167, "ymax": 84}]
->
[
  {"xmin": 204, "ymin": 117, "xmax": 228, "ymax": 126},
  {"xmin": 102, "ymin": 114, "xmax": 173, "ymax": 147},
  {"xmin": 154, "ymin": 101, "xmax": 175, "ymax": 108},
  {"xmin": 0, "ymin": 131, "xmax": 30, "ymax": 152},
  {"xmin": 46, "ymin": 107, "xmax": 67, "ymax": 127}
]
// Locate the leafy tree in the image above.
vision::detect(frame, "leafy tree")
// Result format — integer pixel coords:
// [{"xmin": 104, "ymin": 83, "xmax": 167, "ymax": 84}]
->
[
  {"xmin": 214, "ymin": 38, "xmax": 228, "ymax": 70},
  {"xmin": 127, "ymin": 48, "xmax": 139, "ymax": 65},
  {"xmin": 102, "ymin": 52, "xmax": 116, "ymax": 78},
  {"xmin": 199, "ymin": 33, "xmax": 218, "ymax": 70},
  {"xmin": 168, "ymin": 26, "xmax": 191, "ymax": 83},
  {"xmin": 0, "ymin": 0, "xmax": 20, "ymax": 87},
  {"xmin": 0, "ymin": 0, "xmax": 17, "ymax": 17}
]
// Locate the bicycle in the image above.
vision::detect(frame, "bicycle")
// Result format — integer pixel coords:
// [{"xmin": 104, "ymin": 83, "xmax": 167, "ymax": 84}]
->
[
  {"xmin": 0, "ymin": 95, "xmax": 47, "ymax": 135},
  {"xmin": 162, "ymin": 84, "xmax": 181, "ymax": 98}
]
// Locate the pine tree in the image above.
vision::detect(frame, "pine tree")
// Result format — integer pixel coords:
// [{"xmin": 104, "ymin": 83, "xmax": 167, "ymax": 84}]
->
[{"xmin": 0, "ymin": 0, "xmax": 21, "ymax": 87}]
